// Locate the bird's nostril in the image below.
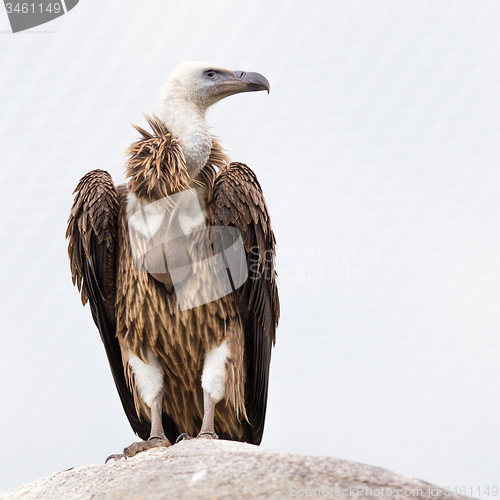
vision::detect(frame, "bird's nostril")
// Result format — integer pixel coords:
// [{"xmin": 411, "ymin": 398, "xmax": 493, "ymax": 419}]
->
[{"xmin": 234, "ymin": 71, "xmax": 246, "ymax": 80}]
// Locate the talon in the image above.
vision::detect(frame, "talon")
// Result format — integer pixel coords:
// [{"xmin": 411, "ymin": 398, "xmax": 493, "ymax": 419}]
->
[
  {"xmin": 123, "ymin": 448, "xmax": 128, "ymax": 460},
  {"xmin": 105, "ymin": 453, "xmax": 123, "ymax": 464},
  {"xmin": 197, "ymin": 431, "xmax": 219, "ymax": 439},
  {"xmin": 175, "ymin": 432, "xmax": 190, "ymax": 443}
]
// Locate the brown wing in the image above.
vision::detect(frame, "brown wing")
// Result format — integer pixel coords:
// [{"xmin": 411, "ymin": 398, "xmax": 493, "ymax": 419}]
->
[
  {"xmin": 66, "ymin": 170, "xmax": 152, "ymax": 439},
  {"xmin": 212, "ymin": 162, "xmax": 280, "ymax": 444}
]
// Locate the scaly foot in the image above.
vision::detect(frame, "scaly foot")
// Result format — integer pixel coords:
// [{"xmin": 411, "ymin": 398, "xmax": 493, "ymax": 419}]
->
[
  {"xmin": 174, "ymin": 431, "xmax": 218, "ymax": 443},
  {"xmin": 197, "ymin": 431, "xmax": 218, "ymax": 439},
  {"xmin": 105, "ymin": 435, "xmax": 171, "ymax": 463}
]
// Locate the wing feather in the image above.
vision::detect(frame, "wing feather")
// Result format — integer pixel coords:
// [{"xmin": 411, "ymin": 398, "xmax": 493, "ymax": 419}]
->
[
  {"xmin": 213, "ymin": 162, "xmax": 279, "ymax": 444},
  {"xmin": 67, "ymin": 170, "xmax": 151, "ymax": 439}
]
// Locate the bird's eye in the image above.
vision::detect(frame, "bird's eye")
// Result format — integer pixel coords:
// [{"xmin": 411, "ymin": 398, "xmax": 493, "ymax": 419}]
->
[{"xmin": 205, "ymin": 70, "xmax": 217, "ymax": 79}]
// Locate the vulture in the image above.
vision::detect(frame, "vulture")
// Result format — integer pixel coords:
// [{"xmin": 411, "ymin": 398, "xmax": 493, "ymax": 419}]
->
[{"xmin": 67, "ymin": 62, "xmax": 279, "ymax": 460}]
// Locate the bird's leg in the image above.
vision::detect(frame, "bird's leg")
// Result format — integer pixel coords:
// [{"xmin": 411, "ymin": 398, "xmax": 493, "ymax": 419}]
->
[
  {"xmin": 176, "ymin": 340, "xmax": 229, "ymax": 444},
  {"xmin": 149, "ymin": 393, "xmax": 166, "ymax": 439},
  {"xmin": 197, "ymin": 389, "xmax": 218, "ymax": 439},
  {"xmin": 175, "ymin": 390, "xmax": 219, "ymax": 443},
  {"xmin": 106, "ymin": 393, "xmax": 171, "ymax": 462},
  {"xmin": 123, "ymin": 394, "xmax": 171, "ymax": 457}
]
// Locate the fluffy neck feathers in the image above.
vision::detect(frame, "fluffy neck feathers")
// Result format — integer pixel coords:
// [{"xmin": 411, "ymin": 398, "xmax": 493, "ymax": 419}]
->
[
  {"xmin": 160, "ymin": 99, "xmax": 212, "ymax": 178},
  {"xmin": 125, "ymin": 114, "xmax": 229, "ymax": 203}
]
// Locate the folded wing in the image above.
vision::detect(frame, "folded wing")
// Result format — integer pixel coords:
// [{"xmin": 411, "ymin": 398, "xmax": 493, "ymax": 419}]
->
[
  {"xmin": 67, "ymin": 170, "xmax": 152, "ymax": 439},
  {"xmin": 213, "ymin": 162, "xmax": 280, "ymax": 444}
]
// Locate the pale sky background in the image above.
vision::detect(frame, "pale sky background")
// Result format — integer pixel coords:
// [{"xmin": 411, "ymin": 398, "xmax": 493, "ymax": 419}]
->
[{"xmin": 0, "ymin": 0, "xmax": 499, "ymax": 495}]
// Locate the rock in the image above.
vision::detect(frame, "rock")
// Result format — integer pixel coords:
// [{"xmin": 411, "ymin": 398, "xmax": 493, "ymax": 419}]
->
[{"xmin": 0, "ymin": 439, "xmax": 475, "ymax": 500}]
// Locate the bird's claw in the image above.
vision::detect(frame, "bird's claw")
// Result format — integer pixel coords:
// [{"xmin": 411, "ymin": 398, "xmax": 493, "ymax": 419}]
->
[
  {"xmin": 174, "ymin": 431, "xmax": 219, "ymax": 444},
  {"xmin": 197, "ymin": 431, "xmax": 219, "ymax": 439},
  {"xmin": 175, "ymin": 432, "xmax": 194, "ymax": 443},
  {"xmin": 104, "ymin": 435, "xmax": 171, "ymax": 462},
  {"xmin": 105, "ymin": 453, "xmax": 124, "ymax": 464}
]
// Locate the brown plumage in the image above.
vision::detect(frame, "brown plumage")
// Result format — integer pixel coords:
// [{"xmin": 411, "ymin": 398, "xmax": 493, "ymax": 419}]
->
[
  {"xmin": 67, "ymin": 110, "xmax": 279, "ymax": 446},
  {"xmin": 125, "ymin": 115, "xmax": 190, "ymax": 201}
]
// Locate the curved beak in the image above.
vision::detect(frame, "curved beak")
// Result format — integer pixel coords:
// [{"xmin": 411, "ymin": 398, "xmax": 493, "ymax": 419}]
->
[
  {"xmin": 214, "ymin": 71, "xmax": 270, "ymax": 100},
  {"xmin": 232, "ymin": 71, "xmax": 271, "ymax": 94}
]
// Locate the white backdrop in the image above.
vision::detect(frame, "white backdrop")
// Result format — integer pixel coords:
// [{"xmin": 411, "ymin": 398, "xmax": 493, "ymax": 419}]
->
[{"xmin": 0, "ymin": 0, "xmax": 499, "ymax": 495}]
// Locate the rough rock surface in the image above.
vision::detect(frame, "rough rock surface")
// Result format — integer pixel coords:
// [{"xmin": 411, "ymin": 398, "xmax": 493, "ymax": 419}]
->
[{"xmin": 0, "ymin": 439, "xmax": 475, "ymax": 500}]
